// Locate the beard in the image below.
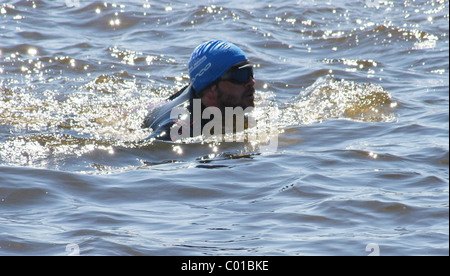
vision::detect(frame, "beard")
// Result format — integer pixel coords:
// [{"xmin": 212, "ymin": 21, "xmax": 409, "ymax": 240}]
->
[{"xmin": 217, "ymin": 86, "xmax": 255, "ymax": 111}]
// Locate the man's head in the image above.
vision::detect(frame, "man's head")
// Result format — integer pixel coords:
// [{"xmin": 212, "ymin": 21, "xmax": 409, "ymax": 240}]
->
[{"xmin": 188, "ymin": 40, "xmax": 255, "ymax": 110}]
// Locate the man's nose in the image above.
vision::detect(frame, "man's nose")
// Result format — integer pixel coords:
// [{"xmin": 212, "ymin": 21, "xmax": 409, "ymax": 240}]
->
[{"xmin": 245, "ymin": 77, "xmax": 255, "ymax": 88}]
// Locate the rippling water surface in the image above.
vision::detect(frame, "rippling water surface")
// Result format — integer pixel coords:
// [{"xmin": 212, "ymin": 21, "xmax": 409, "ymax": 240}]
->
[{"xmin": 1, "ymin": 0, "xmax": 448, "ymax": 256}]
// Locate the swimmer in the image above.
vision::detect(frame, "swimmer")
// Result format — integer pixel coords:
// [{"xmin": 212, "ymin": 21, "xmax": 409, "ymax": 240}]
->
[{"xmin": 142, "ymin": 40, "xmax": 256, "ymax": 141}]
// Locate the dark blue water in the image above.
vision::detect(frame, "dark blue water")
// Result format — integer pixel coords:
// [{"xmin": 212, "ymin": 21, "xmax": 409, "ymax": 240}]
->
[{"xmin": 0, "ymin": 0, "xmax": 448, "ymax": 255}]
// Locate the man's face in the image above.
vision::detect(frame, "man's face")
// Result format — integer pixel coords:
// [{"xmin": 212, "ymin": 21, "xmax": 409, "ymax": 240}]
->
[{"xmin": 216, "ymin": 77, "xmax": 256, "ymax": 110}]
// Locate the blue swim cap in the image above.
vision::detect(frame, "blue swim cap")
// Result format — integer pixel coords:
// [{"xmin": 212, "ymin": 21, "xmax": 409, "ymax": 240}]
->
[{"xmin": 188, "ymin": 40, "xmax": 248, "ymax": 93}]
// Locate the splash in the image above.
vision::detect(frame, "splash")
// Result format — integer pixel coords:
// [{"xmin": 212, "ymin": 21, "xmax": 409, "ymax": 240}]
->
[
  {"xmin": 0, "ymin": 73, "xmax": 156, "ymax": 169},
  {"xmin": 0, "ymin": 74, "xmax": 156, "ymax": 141},
  {"xmin": 282, "ymin": 76, "xmax": 397, "ymax": 125},
  {"xmin": 0, "ymin": 73, "xmax": 396, "ymax": 171}
]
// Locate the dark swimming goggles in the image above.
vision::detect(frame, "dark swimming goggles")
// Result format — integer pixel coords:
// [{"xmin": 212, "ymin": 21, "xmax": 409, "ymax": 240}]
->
[{"xmin": 218, "ymin": 63, "xmax": 254, "ymax": 84}]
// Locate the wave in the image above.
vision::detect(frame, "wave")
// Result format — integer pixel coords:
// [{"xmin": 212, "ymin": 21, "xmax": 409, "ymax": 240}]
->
[{"xmin": 283, "ymin": 76, "xmax": 397, "ymax": 124}]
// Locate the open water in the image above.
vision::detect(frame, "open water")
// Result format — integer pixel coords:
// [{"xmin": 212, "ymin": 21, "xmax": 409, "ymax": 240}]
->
[{"xmin": 0, "ymin": 0, "xmax": 448, "ymax": 256}]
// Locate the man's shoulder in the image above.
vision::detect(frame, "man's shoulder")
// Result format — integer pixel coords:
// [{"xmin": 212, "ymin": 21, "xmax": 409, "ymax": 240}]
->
[{"xmin": 142, "ymin": 85, "xmax": 193, "ymax": 130}]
